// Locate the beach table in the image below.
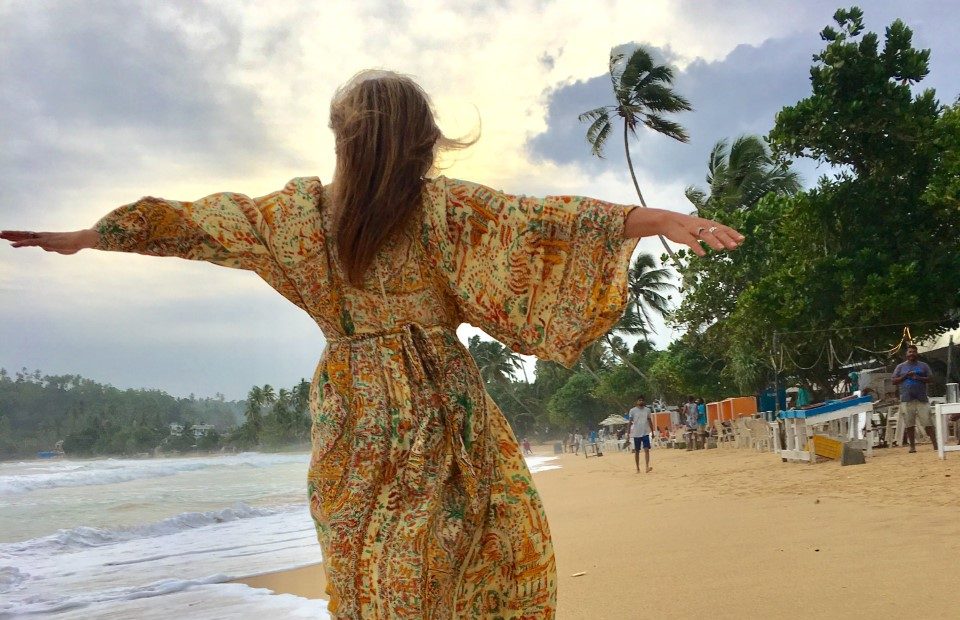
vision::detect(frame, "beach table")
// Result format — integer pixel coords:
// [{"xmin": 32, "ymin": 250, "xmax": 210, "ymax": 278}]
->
[
  {"xmin": 780, "ymin": 396, "xmax": 874, "ymax": 463},
  {"xmin": 933, "ymin": 403, "xmax": 960, "ymax": 460}
]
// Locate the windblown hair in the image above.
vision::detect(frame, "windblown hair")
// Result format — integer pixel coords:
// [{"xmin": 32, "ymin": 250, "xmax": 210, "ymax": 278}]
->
[{"xmin": 329, "ymin": 69, "xmax": 475, "ymax": 286}]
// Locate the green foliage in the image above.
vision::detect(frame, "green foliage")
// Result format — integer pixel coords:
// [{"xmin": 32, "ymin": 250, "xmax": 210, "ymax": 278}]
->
[
  {"xmin": 547, "ymin": 373, "xmax": 609, "ymax": 430},
  {"xmin": 770, "ymin": 7, "xmax": 938, "ymax": 177},
  {"xmin": 647, "ymin": 338, "xmax": 738, "ymax": 403},
  {"xmin": 0, "ymin": 368, "xmax": 311, "ymax": 459},
  {"xmin": 0, "ymin": 369, "xmax": 246, "ymax": 459},
  {"xmin": 676, "ymin": 7, "xmax": 960, "ymax": 397}
]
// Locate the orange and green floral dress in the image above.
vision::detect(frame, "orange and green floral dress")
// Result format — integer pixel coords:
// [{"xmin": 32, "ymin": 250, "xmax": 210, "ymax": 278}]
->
[{"xmin": 95, "ymin": 176, "xmax": 638, "ymax": 619}]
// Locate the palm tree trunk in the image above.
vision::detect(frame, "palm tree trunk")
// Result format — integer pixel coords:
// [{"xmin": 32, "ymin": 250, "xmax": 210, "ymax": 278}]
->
[
  {"xmin": 623, "ymin": 123, "xmax": 681, "ymax": 267},
  {"xmin": 580, "ymin": 363, "xmax": 602, "ymax": 382},
  {"xmin": 518, "ymin": 361, "xmax": 530, "ymax": 385},
  {"xmin": 604, "ymin": 334, "xmax": 650, "ymax": 381}
]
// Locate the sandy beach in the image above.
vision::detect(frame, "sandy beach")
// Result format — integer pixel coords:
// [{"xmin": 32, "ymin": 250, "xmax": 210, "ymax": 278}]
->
[{"xmin": 236, "ymin": 444, "xmax": 960, "ymax": 618}]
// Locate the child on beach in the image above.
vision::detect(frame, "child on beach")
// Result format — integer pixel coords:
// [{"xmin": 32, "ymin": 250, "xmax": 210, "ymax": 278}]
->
[{"xmin": 3, "ymin": 69, "xmax": 742, "ymax": 618}]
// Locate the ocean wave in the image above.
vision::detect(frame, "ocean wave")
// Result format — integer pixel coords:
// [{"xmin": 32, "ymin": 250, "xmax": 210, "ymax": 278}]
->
[
  {"xmin": 0, "ymin": 452, "xmax": 309, "ymax": 496},
  {"xmin": 1, "ymin": 503, "xmax": 301, "ymax": 555},
  {"xmin": 3, "ymin": 573, "xmax": 231, "ymax": 616},
  {"xmin": 525, "ymin": 456, "xmax": 561, "ymax": 473}
]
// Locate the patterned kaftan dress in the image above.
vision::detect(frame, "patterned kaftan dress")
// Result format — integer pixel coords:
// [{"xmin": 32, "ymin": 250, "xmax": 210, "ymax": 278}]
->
[{"xmin": 95, "ymin": 176, "xmax": 639, "ymax": 619}]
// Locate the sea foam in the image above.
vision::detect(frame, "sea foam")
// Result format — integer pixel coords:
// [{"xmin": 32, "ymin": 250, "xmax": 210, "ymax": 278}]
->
[{"xmin": 0, "ymin": 452, "xmax": 308, "ymax": 496}]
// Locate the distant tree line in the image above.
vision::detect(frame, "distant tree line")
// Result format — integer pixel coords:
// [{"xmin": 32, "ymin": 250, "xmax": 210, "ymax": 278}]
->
[{"xmin": 0, "ymin": 368, "xmax": 311, "ymax": 459}]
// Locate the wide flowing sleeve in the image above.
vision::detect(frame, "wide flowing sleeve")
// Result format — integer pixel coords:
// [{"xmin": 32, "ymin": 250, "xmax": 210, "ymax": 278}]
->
[
  {"xmin": 96, "ymin": 190, "xmax": 276, "ymax": 270},
  {"xmin": 94, "ymin": 177, "xmax": 324, "ymax": 309},
  {"xmin": 423, "ymin": 177, "xmax": 640, "ymax": 366}
]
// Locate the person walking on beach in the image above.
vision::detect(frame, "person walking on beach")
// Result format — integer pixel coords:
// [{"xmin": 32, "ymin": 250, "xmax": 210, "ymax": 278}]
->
[
  {"xmin": 892, "ymin": 344, "xmax": 937, "ymax": 453},
  {"xmin": 2, "ymin": 69, "xmax": 742, "ymax": 618},
  {"xmin": 628, "ymin": 396, "xmax": 654, "ymax": 473}
]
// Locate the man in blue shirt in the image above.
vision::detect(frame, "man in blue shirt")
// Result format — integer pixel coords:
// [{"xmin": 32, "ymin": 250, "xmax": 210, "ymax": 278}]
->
[{"xmin": 892, "ymin": 344, "xmax": 937, "ymax": 453}]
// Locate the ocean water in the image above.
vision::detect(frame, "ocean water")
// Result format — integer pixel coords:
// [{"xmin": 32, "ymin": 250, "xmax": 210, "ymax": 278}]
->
[{"xmin": 0, "ymin": 452, "xmax": 560, "ymax": 618}]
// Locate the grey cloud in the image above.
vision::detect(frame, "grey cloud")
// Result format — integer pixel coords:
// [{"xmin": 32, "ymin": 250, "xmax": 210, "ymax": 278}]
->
[
  {"xmin": 0, "ymin": 271, "xmax": 325, "ymax": 399},
  {"xmin": 0, "ymin": 1, "xmax": 300, "ymax": 212},
  {"xmin": 527, "ymin": 35, "xmax": 819, "ymax": 191}
]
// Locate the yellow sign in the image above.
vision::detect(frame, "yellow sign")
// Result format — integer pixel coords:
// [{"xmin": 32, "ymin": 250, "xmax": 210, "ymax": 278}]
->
[{"xmin": 812, "ymin": 434, "xmax": 843, "ymax": 460}]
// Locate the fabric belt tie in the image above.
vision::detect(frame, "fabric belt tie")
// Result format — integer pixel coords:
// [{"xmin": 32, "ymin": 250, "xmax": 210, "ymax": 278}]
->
[{"xmin": 328, "ymin": 322, "xmax": 480, "ymax": 509}]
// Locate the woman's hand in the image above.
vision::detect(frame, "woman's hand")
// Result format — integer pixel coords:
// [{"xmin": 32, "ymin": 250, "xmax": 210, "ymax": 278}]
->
[
  {"xmin": 1, "ymin": 229, "xmax": 99, "ymax": 255},
  {"xmin": 625, "ymin": 207, "xmax": 744, "ymax": 256}
]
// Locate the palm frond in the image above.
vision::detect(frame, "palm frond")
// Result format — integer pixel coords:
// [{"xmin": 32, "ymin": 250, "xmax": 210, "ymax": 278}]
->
[
  {"xmin": 577, "ymin": 106, "xmax": 610, "ymax": 123},
  {"xmin": 707, "ymin": 139, "xmax": 729, "ymax": 185},
  {"xmin": 581, "ymin": 108, "xmax": 612, "ymax": 157},
  {"xmin": 636, "ymin": 64, "xmax": 674, "ymax": 88},
  {"xmin": 612, "ymin": 305, "xmax": 649, "ymax": 336},
  {"xmin": 633, "ymin": 84, "xmax": 692, "ymax": 114},
  {"xmin": 620, "ymin": 47, "xmax": 656, "ymax": 89},
  {"xmin": 685, "ymin": 185, "xmax": 708, "ymax": 211},
  {"xmin": 608, "ymin": 51, "xmax": 625, "ymax": 92},
  {"xmin": 642, "ymin": 114, "xmax": 690, "ymax": 143},
  {"xmin": 589, "ymin": 119, "xmax": 612, "ymax": 157}
]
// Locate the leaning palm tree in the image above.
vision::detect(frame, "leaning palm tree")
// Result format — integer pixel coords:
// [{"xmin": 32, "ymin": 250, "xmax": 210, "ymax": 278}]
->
[
  {"xmin": 576, "ymin": 340, "xmax": 613, "ymax": 381},
  {"xmin": 580, "ymin": 47, "xmax": 692, "ymax": 265},
  {"xmin": 685, "ymin": 135, "xmax": 801, "ymax": 214}
]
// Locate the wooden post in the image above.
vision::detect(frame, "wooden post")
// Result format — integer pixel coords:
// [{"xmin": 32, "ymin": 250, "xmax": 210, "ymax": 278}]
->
[{"xmin": 772, "ymin": 331, "xmax": 780, "ymax": 418}]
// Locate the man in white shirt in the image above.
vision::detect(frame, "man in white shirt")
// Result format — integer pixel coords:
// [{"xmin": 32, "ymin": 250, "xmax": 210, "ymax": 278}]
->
[{"xmin": 627, "ymin": 396, "xmax": 654, "ymax": 473}]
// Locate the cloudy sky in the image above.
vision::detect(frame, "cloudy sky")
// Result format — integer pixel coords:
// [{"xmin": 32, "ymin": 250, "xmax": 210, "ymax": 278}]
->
[{"xmin": 2, "ymin": 0, "xmax": 959, "ymax": 399}]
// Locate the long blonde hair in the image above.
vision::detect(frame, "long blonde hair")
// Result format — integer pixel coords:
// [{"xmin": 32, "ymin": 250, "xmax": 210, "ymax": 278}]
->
[{"xmin": 329, "ymin": 70, "xmax": 474, "ymax": 286}]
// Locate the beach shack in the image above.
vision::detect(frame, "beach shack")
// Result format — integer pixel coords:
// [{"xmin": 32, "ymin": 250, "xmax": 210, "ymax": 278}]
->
[
  {"xmin": 719, "ymin": 396, "xmax": 758, "ymax": 421},
  {"xmin": 706, "ymin": 401, "xmax": 721, "ymax": 425},
  {"xmin": 650, "ymin": 412, "xmax": 672, "ymax": 432}
]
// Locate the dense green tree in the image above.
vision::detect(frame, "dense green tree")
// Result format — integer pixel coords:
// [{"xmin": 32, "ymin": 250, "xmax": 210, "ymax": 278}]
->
[
  {"xmin": 673, "ymin": 8, "xmax": 960, "ymax": 396},
  {"xmin": 466, "ymin": 335, "xmax": 537, "ymax": 430},
  {"xmin": 547, "ymin": 373, "xmax": 609, "ymax": 431}
]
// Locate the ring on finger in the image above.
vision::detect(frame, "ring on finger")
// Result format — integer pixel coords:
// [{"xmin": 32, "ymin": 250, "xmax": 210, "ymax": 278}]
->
[
  {"xmin": 696, "ymin": 227, "xmax": 706, "ymax": 236},
  {"xmin": 708, "ymin": 226, "xmax": 718, "ymax": 234}
]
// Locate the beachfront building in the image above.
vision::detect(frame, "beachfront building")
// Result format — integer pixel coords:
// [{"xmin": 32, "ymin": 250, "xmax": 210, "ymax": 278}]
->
[{"xmin": 191, "ymin": 424, "xmax": 215, "ymax": 439}]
